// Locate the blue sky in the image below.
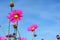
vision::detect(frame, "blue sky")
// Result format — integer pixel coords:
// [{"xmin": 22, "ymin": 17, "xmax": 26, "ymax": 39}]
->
[{"xmin": 0, "ymin": 0, "xmax": 60, "ymax": 40}]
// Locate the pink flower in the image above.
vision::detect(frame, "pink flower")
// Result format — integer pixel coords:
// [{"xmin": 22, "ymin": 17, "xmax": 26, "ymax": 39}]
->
[
  {"xmin": 0, "ymin": 36, "xmax": 6, "ymax": 40},
  {"xmin": 18, "ymin": 37, "xmax": 26, "ymax": 40},
  {"xmin": 56, "ymin": 35, "xmax": 60, "ymax": 39},
  {"xmin": 7, "ymin": 10, "xmax": 23, "ymax": 22},
  {"xmin": 28, "ymin": 24, "xmax": 38, "ymax": 32}
]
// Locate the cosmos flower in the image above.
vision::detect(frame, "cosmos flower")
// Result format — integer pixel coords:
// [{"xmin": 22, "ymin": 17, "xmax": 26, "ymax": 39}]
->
[
  {"xmin": 7, "ymin": 10, "xmax": 23, "ymax": 22},
  {"xmin": 56, "ymin": 35, "xmax": 60, "ymax": 39},
  {"xmin": 18, "ymin": 37, "xmax": 26, "ymax": 40},
  {"xmin": 0, "ymin": 36, "xmax": 6, "ymax": 40},
  {"xmin": 28, "ymin": 24, "xmax": 38, "ymax": 32}
]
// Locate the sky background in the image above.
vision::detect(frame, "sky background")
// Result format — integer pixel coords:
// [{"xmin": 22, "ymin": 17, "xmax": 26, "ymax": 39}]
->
[{"xmin": 0, "ymin": 0, "xmax": 60, "ymax": 40}]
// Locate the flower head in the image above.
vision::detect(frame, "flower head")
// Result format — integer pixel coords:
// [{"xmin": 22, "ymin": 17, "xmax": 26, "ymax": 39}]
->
[
  {"xmin": 7, "ymin": 10, "xmax": 23, "ymax": 22},
  {"xmin": 28, "ymin": 24, "xmax": 38, "ymax": 32},
  {"xmin": 0, "ymin": 36, "xmax": 6, "ymax": 40},
  {"xmin": 56, "ymin": 35, "xmax": 60, "ymax": 39},
  {"xmin": 18, "ymin": 37, "xmax": 26, "ymax": 40}
]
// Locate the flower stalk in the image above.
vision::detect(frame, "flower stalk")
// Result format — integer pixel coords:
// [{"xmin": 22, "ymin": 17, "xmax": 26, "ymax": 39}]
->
[
  {"xmin": 32, "ymin": 31, "xmax": 37, "ymax": 40},
  {"xmin": 8, "ymin": 0, "xmax": 14, "ymax": 40},
  {"xmin": 13, "ymin": 21, "xmax": 18, "ymax": 40}
]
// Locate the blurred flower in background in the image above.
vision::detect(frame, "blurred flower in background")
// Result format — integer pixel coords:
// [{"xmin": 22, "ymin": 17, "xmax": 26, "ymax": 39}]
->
[
  {"xmin": 56, "ymin": 35, "xmax": 60, "ymax": 39},
  {"xmin": 0, "ymin": 36, "xmax": 6, "ymax": 40},
  {"xmin": 27, "ymin": 24, "xmax": 38, "ymax": 32},
  {"xmin": 18, "ymin": 37, "xmax": 26, "ymax": 40}
]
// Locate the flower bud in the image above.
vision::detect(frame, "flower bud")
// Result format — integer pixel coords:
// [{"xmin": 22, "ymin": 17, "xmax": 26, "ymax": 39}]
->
[
  {"xmin": 34, "ymin": 34, "xmax": 37, "ymax": 37},
  {"xmin": 13, "ymin": 23, "xmax": 17, "ymax": 28},
  {"xmin": 10, "ymin": 1, "xmax": 14, "ymax": 7}
]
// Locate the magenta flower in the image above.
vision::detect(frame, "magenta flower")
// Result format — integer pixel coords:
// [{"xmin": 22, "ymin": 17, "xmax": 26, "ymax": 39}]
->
[
  {"xmin": 28, "ymin": 24, "xmax": 38, "ymax": 32},
  {"xmin": 56, "ymin": 35, "xmax": 60, "ymax": 39},
  {"xmin": 0, "ymin": 36, "xmax": 6, "ymax": 40},
  {"xmin": 7, "ymin": 10, "xmax": 23, "ymax": 22},
  {"xmin": 18, "ymin": 37, "xmax": 26, "ymax": 40}
]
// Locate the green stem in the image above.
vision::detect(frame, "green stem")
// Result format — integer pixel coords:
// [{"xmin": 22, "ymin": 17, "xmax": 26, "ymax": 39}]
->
[
  {"xmin": 14, "ymin": 21, "xmax": 18, "ymax": 40},
  {"xmin": 33, "ymin": 31, "xmax": 36, "ymax": 40},
  {"xmin": 17, "ymin": 29, "xmax": 20, "ymax": 37},
  {"xmin": 11, "ymin": 7, "xmax": 13, "ymax": 11},
  {"xmin": 8, "ymin": 21, "xmax": 10, "ymax": 40},
  {"xmin": 8, "ymin": 5, "xmax": 13, "ymax": 40}
]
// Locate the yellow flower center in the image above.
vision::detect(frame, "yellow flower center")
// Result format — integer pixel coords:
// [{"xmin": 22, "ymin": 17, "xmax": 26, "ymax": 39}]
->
[
  {"xmin": 14, "ymin": 14, "xmax": 18, "ymax": 18},
  {"xmin": 32, "ymin": 27, "xmax": 35, "ymax": 31}
]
